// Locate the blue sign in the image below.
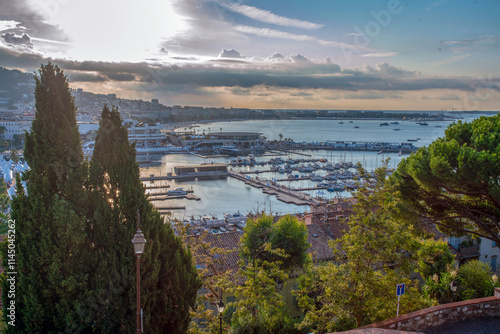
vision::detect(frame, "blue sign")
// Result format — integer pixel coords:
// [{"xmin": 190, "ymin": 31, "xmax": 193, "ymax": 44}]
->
[{"xmin": 396, "ymin": 283, "xmax": 405, "ymax": 296}]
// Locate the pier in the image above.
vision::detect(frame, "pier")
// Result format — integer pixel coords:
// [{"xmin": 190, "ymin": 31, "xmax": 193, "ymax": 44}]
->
[
  {"xmin": 149, "ymin": 193, "xmax": 201, "ymax": 201},
  {"xmin": 157, "ymin": 206, "xmax": 186, "ymax": 211},
  {"xmin": 229, "ymin": 171, "xmax": 325, "ymax": 206}
]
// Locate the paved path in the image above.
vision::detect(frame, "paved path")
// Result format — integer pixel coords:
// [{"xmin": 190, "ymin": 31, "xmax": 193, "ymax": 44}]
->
[{"xmin": 425, "ymin": 317, "xmax": 500, "ymax": 334}]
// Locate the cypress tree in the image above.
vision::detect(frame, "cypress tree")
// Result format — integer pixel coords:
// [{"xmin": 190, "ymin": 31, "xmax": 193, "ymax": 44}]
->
[
  {"xmin": 88, "ymin": 105, "xmax": 201, "ymax": 333},
  {"xmin": 2, "ymin": 62, "xmax": 91, "ymax": 333}
]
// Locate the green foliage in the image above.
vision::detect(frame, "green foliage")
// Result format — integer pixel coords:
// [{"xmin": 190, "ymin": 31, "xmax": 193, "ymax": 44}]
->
[
  {"xmin": 295, "ymin": 164, "xmax": 435, "ymax": 333},
  {"xmin": 240, "ymin": 214, "xmax": 310, "ymax": 273},
  {"xmin": 0, "ymin": 179, "xmax": 9, "ymax": 234},
  {"xmin": 391, "ymin": 115, "xmax": 500, "ymax": 243},
  {"xmin": 89, "ymin": 105, "xmax": 201, "ymax": 333},
  {"xmin": 270, "ymin": 215, "xmax": 310, "ymax": 272},
  {"xmin": 1, "ymin": 62, "xmax": 90, "ymax": 333},
  {"xmin": 417, "ymin": 239, "xmax": 455, "ymax": 279},
  {"xmin": 0, "ymin": 65, "xmax": 201, "ymax": 333},
  {"xmin": 9, "ymin": 150, "xmax": 18, "ymax": 164},
  {"xmin": 456, "ymin": 260, "xmax": 494, "ymax": 300},
  {"xmin": 228, "ymin": 255, "xmax": 296, "ymax": 334},
  {"xmin": 12, "ymin": 134, "xmax": 25, "ymax": 149},
  {"xmin": 421, "ymin": 271, "xmax": 457, "ymax": 304}
]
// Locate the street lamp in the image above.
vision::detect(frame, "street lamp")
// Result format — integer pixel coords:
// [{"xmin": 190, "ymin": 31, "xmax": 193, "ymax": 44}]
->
[
  {"xmin": 216, "ymin": 298, "xmax": 225, "ymax": 334},
  {"xmin": 132, "ymin": 212, "xmax": 147, "ymax": 334}
]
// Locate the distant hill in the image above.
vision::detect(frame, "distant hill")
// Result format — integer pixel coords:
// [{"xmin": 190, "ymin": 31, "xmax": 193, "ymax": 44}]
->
[{"xmin": 0, "ymin": 67, "xmax": 36, "ymax": 108}]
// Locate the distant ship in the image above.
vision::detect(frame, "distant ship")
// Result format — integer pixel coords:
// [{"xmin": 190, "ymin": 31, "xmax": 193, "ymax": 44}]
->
[
  {"xmin": 339, "ymin": 121, "xmax": 344, "ymax": 124},
  {"xmin": 390, "ymin": 121, "xmax": 400, "ymax": 125},
  {"xmin": 380, "ymin": 122, "xmax": 390, "ymax": 126}
]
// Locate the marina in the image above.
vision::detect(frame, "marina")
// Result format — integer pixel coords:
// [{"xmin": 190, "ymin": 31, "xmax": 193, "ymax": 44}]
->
[{"xmin": 137, "ymin": 115, "xmax": 486, "ymax": 218}]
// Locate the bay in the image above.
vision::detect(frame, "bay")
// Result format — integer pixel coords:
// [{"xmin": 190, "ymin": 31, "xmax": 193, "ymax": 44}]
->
[{"xmin": 140, "ymin": 113, "xmax": 493, "ymax": 219}]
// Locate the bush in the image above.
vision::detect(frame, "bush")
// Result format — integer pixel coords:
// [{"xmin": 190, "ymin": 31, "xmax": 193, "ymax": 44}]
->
[{"xmin": 457, "ymin": 260, "xmax": 494, "ymax": 300}]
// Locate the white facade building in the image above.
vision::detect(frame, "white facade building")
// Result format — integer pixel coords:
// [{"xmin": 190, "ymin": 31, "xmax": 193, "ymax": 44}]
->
[{"xmin": 0, "ymin": 120, "xmax": 32, "ymax": 139}]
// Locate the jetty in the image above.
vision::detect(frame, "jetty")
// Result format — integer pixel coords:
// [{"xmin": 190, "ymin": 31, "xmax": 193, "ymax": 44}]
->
[
  {"xmin": 149, "ymin": 193, "xmax": 201, "ymax": 201},
  {"xmin": 229, "ymin": 171, "xmax": 325, "ymax": 206}
]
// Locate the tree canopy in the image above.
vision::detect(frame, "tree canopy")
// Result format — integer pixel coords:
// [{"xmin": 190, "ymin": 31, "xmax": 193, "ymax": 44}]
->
[
  {"xmin": 240, "ymin": 214, "xmax": 310, "ymax": 273},
  {"xmin": 3, "ymin": 62, "xmax": 90, "ymax": 333},
  {"xmin": 1, "ymin": 64, "xmax": 200, "ymax": 333},
  {"xmin": 391, "ymin": 115, "xmax": 500, "ymax": 243},
  {"xmin": 296, "ymin": 165, "xmax": 435, "ymax": 333}
]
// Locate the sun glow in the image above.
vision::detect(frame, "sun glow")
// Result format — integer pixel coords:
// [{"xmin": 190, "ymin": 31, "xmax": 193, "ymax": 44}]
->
[{"xmin": 30, "ymin": 0, "xmax": 187, "ymax": 62}]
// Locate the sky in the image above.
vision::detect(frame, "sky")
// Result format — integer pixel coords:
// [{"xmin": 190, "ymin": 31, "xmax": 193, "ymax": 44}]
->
[{"xmin": 0, "ymin": 0, "xmax": 499, "ymax": 110}]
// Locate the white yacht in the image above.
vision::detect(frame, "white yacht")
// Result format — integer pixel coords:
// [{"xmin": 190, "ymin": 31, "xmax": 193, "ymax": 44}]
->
[{"xmin": 167, "ymin": 188, "xmax": 187, "ymax": 196}]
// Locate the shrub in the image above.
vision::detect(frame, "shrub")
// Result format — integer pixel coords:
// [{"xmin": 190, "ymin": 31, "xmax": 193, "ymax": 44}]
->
[{"xmin": 457, "ymin": 260, "xmax": 494, "ymax": 300}]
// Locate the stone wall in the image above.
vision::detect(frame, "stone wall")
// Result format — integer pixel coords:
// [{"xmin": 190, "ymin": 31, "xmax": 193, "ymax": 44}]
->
[{"xmin": 359, "ymin": 288, "xmax": 500, "ymax": 332}]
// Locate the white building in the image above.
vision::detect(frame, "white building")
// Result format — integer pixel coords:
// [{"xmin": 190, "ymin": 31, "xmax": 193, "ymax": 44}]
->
[
  {"xmin": 446, "ymin": 235, "xmax": 499, "ymax": 271},
  {"xmin": 125, "ymin": 121, "xmax": 165, "ymax": 147},
  {"xmin": 0, "ymin": 120, "xmax": 32, "ymax": 139}
]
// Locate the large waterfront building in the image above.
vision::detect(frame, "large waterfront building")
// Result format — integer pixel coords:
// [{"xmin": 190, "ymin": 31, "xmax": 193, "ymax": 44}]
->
[
  {"xmin": 167, "ymin": 131, "xmax": 265, "ymax": 151},
  {"xmin": 125, "ymin": 119, "xmax": 166, "ymax": 147}
]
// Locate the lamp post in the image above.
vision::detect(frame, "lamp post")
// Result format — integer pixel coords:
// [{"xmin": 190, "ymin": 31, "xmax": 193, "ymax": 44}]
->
[
  {"xmin": 132, "ymin": 212, "xmax": 147, "ymax": 334},
  {"xmin": 216, "ymin": 298, "xmax": 225, "ymax": 334}
]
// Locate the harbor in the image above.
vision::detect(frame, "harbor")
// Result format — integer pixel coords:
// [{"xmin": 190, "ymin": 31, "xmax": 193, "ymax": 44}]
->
[{"xmin": 136, "ymin": 116, "xmax": 489, "ymax": 218}]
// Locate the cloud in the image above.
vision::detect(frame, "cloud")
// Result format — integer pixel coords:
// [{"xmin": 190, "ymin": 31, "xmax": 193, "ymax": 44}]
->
[
  {"xmin": 361, "ymin": 52, "xmax": 399, "ymax": 58},
  {"xmin": 105, "ymin": 72, "xmax": 136, "ymax": 81},
  {"xmin": 0, "ymin": 0, "xmax": 69, "ymax": 43},
  {"xmin": 0, "ymin": 46, "xmax": 498, "ymax": 96},
  {"xmin": 343, "ymin": 92, "xmax": 386, "ymax": 100},
  {"xmin": 0, "ymin": 20, "xmax": 22, "ymax": 32},
  {"xmin": 217, "ymin": 2, "xmax": 323, "ymax": 30},
  {"xmin": 288, "ymin": 54, "xmax": 310, "ymax": 63},
  {"xmin": 360, "ymin": 63, "xmax": 418, "ymax": 76},
  {"xmin": 234, "ymin": 25, "xmax": 373, "ymax": 52},
  {"xmin": 431, "ymin": 54, "xmax": 471, "ymax": 67},
  {"xmin": 230, "ymin": 87, "xmax": 251, "ymax": 95},
  {"xmin": 266, "ymin": 52, "xmax": 285, "ymax": 62},
  {"xmin": 437, "ymin": 93, "xmax": 460, "ymax": 100},
  {"xmin": 66, "ymin": 72, "xmax": 107, "ymax": 82},
  {"xmin": 289, "ymin": 91, "xmax": 312, "ymax": 97},
  {"xmin": 218, "ymin": 48, "xmax": 245, "ymax": 58},
  {"xmin": 439, "ymin": 35, "xmax": 500, "ymax": 54},
  {"xmin": 1, "ymin": 32, "xmax": 33, "ymax": 47}
]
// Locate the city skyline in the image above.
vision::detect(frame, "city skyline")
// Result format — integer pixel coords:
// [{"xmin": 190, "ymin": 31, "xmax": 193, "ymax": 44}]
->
[{"xmin": 1, "ymin": 0, "xmax": 499, "ymax": 110}]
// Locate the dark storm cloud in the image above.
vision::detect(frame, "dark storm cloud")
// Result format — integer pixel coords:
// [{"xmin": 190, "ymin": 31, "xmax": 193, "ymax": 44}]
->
[
  {"xmin": 1, "ymin": 46, "xmax": 499, "ymax": 94},
  {"xmin": 0, "ymin": 0, "xmax": 69, "ymax": 42},
  {"xmin": 2, "ymin": 32, "xmax": 32, "ymax": 46},
  {"xmin": 104, "ymin": 72, "xmax": 136, "ymax": 81}
]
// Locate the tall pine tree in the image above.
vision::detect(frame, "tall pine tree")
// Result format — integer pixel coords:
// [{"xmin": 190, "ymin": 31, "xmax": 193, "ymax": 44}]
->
[
  {"xmin": 2, "ymin": 62, "xmax": 91, "ymax": 333},
  {"xmin": 88, "ymin": 105, "xmax": 201, "ymax": 332},
  {"xmin": 1, "ymin": 63, "xmax": 200, "ymax": 333}
]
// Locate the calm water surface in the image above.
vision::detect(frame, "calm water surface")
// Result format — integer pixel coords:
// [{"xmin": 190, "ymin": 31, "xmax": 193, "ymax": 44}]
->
[{"xmin": 140, "ymin": 113, "xmax": 493, "ymax": 219}]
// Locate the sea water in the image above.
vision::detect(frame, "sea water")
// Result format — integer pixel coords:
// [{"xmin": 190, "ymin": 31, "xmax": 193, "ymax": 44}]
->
[{"xmin": 140, "ymin": 113, "xmax": 493, "ymax": 219}]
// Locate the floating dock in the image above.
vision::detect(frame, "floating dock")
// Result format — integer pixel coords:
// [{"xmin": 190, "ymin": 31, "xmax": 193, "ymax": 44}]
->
[{"xmin": 229, "ymin": 171, "xmax": 325, "ymax": 206}]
